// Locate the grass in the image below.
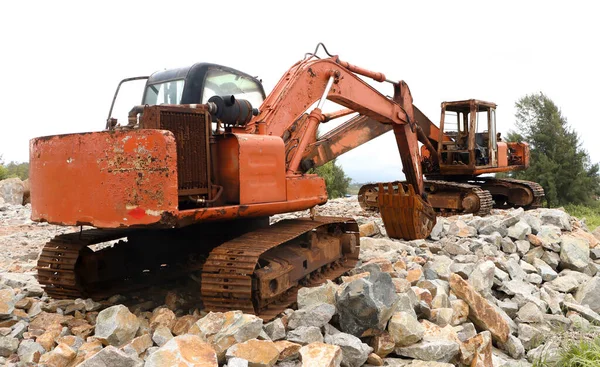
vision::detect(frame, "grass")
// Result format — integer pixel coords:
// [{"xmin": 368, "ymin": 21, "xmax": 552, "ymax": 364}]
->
[
  {"xmin": 564, "ymin": 204, "xmax": 600, "ymax": 231},
  {"xmin": 533, "ymin": 336, "xmax": 600, "ymax": 367}
]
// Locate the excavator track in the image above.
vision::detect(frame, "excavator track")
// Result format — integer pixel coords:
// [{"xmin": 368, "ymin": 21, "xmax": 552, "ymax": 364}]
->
[
  {"xmin": 37, "ymin": 227, "xmax": 213, "ymax": 300},
  {"xmin": 359, "ymin": 180, "xmax": 493, "ymax": 217},
  {"xmin": 201, "ymin": 217, "xmax": 359, "ymax": 321},
  {"xmin": 38, "ymin": 218, "xmax": 359, "ymax": 322},
  {"xmin": 468, "ymin": 178, "xmax": 544, "ymax": 209},
  {"xmin": 37, "ymin": 229, "xmax": 136, "ymax": 299}
]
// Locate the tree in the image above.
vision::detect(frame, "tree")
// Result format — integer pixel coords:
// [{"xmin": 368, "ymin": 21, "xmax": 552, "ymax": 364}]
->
[
  {"xmin": 0, "ymin": 155, "xmax": 29, "ymax": 180},
  {"xmin": 504, "ymin": 93, "xmax": 600, "ymax": 207},
  {"xmin": 311, "ymin": 159, "xmax": 351, "ymax": 199}
]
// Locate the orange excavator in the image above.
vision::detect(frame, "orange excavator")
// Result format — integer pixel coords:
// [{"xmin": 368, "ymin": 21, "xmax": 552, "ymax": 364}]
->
[
  {"xmin": 357, "ymin": 101, "xmax": 544, "ymax": 216},
  {"xmin": 28, "ymin": 44, "xmax": 532, "ymax": 318}
]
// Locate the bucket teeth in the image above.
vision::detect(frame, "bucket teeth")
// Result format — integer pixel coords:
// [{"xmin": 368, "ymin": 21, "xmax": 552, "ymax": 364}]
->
[{"xmin": 376, "ymin": 182, "xmax": 436, "ymax": 240}]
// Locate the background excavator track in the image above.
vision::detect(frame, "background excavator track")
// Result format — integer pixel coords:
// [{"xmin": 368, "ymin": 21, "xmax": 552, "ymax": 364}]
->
[
  {"xmin": 201, "ymin": 217, "xmax": 359, "ymax": 321},
  {"xmin": 474, "ymin": 178, "xmax": 544, "ymax": 209},
  {"xmin": 358, "ymin": 180, "xmax": 493, "ymax": 217}
]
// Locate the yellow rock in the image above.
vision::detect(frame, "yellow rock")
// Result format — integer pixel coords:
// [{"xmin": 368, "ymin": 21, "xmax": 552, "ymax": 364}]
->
[
  {"xmin": 144, "ymin": 335, "xmax": 218, "ymax": 367},
  {"xmin": 226, "ymin": 339, "xmax": 280, "ymax": 367},
  {"xmin": 273, "ymin": 340, "xmax": 301, "ymax": 361},
  {"xmin": 39, "ymin": 343, "xmax": 76, "ymax": 367},
  {"xmin": 299, "ymin": 342, "xmax": 342, "ymax": 367}
]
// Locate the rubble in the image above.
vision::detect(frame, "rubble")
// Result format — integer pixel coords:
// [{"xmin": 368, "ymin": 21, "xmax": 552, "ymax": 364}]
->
[{"xmin": 1, "ymin": 198, "xmax": 600, "ymax": 366}]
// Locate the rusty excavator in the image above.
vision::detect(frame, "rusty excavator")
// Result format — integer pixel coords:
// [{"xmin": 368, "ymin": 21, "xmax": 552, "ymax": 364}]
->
[{"xmin": 30, "ymin": 44, "xmax": 541, "ymax": 319}]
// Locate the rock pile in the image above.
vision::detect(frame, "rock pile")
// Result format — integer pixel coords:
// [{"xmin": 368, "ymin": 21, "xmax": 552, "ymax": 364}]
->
[{"xmin": 2, "ymin": 197, "xmax": 600, "ymax": 366}]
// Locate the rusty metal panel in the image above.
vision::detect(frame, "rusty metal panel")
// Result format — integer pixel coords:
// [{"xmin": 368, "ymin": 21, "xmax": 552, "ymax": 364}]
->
[
  {"xmin": 215, "ymin": 133, "xmax": 286, "ymax": 205},
  {"xmin": 30, "ymin": 130, "xmax": 178, "ymax": 228}
]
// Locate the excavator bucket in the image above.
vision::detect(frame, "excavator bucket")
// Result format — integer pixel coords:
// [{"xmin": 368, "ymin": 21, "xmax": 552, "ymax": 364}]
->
[{"xmin": 377, "ymin": 182, "xmax": 436, "ymax": 240}]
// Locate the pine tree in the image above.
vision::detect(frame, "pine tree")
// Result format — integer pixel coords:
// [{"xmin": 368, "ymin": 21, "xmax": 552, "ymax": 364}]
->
[{"xmin": 505, "ymin": 93, "xmax": 600, "ymax": 206}]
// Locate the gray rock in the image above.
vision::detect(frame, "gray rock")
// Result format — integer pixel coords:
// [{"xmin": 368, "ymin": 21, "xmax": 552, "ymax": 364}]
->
[
  {"xmin": 297, "ymin": 281, "xmax": 337, "ymax": 309},
  {"xmin": 517, "ymin": 302, "xmax": 544, "ymax": 323},
  {"xmin": 336, "ymin": 271, "xmax": 398, "ymax": 336},
  {"xmin": 541, "ymin": 250, "xmax": 560, "ymax": 270},
  {"xmin": 575, "ymin": 276, "xmax": 600, "ymax": 313},
  {"xmin": 500, "ymin": 279, "xmax": 536, "ymax": 297},
  {"xmin": 517, "ymin": 323, "xmax": 545, "ymax": 350},
  {"xmin": 152, "ymin": 325, "xmax": 173, "ymax": 347},
  {"xmin": 502, "ymin": 208, "xmax": 525, "ymax": 227},
  {"xmin": 94, "ymin": 304, "xmax": 140, "ymax": 347},
  {"xmin": 395, "ymin": 338, "xmax": 459, "ymax": 363},
  {"xmin": 540, "ymin": 287, "xmax": 562, "ymax": 315},
  {"xmin": 532, "ymin": 258, "xmax": 558, "ymax": 282},
  {"xmin": 286, "ymin": 326, "xmax": 323, "ymax": 345},
  {"xmin": 324, "ymin": 332, "xmax": 373, "ymax": 367},
  {"xmin": 479, "ymin": 222, "xmax": 508, "ymax": 237},
  {"xmin": 522, "ymin": 246, "xmax": 545, "ymax": 264},
  {"xmin": 563, "ymin": 302, "xmax": 600, "ymax": 324},
  {"xmin": 508, "ymin": 221, "xmax": 532, "ymax": 240},
  {"xmin": 560, "ymin": 235, "xmax": 590, "ymax": 271},
  {"xmin": 0, "ymin": 336, "xmax": 18, "ymax": 357},
  {"xmin": 515, "ymin": 240, "xmax": 531, "ymax": 256},
  {"xmin": 540, "ymin": 209, "xmax": 572, "ymax": 231},
  {"xmin": 501, "ymin": 237, "xmax": 517, "ymax": 254},
  {"xmin": 454, "ymin": 323, "xmax": 477, "ymax": 342},
  {"xmin": 503, "ymin": 259, "xmax": 528, "ymax": 281},
  {"xmin": 288, "ymin": 302, "xmax": 335, "ymax": 329},
  {"xmin": 519, "ymin": 260, "xmax": 537, "ymax": 274},
  {"xmin": 264, "ymin": 318, "xmax": 286, "ymax": 341},
  {"xmin": 468, "ymin": 260, "xmax": 495, "ymax": 296},
  {"xmin": 498, "ymin": 334, "xmax": 525, "ymax": 359},
  {"xmin": 449, "ymin": 263, "xmax": 475, "ymax": 278},
  {"xmin": 424, "ymin": 255, "xmax": 453, "ymax": 280},
  {"xmin": 481, "ymin": 232, "xmax": 503, "ymax": 247},
  {"xmin": 526, "ymin": 273, "xmax": 542, "ymax": 285},
  {"xmin": 78, "ymin": 345, "xmax": 143, "ymax": 367},
  {"xmin": 547, "ymin": 273, "xmax": 584, "ymax": 293},
  {"xmin": 522, "ymin": 213, "xmax": 542, "ymax": 234},
  {"xmin": 0, "ymin": 178, "xmax": 24, "ymax": 205},
  {"xmin": 395, "ymin": 293, "xmax": 417, "ymax": 318},
  {"xmin": 447, "ymin": 220, "xmax": 477, "ymax": 238},
  {"xmin": 537, "ymin": 226, "xmax": 562, "ymax": 252},
  {"xmin": 497, "ymin": 300, "xmax": 519, "ymax": 319},
  {"xmin": 430, "ymin": 220, "xmax": 445, "ymax": 240},
  {"xmin": 442, "ymin": 240, "xmax": 471, "ymax": 256},
  {"xmin": 8, "ymin": 320, "xmax": 27, "ymax": 339},
  {"xmin": 590, "ymin": 248, "xmax": 600, "ymax": 260},
  {"xmin": 17, "ymin": 339, "xmax": 45, "ymax": 363},
  {"xmin": 388, "ymin": 312, "xmax": 424, "ymax": 347},
  {"xmin": 526, "ymin": 340, "xmax": 561, "ymax": 365}
]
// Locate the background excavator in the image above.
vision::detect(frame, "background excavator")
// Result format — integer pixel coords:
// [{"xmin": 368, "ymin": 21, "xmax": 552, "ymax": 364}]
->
[
  {"xmin": 357, "ymin": 100, "xmax": 544, "ymax": 216},
  {"xmin": 28, "ymin": 44, "xmax": 538, "ymax": 319}
]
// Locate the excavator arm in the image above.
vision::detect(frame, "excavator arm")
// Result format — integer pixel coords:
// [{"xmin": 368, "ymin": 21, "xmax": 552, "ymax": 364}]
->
[
  {"xmin": 247, "ymin": 55, "xmax": 436, "ymax": 239},
  {"xmin": 247, "ymin": 56, "xmax": 424, "ymax": 196}
]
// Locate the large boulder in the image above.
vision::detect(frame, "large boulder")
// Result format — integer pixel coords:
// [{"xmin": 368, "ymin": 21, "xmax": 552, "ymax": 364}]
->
[
  {"xmin": 94, "ymin": 305, "xmax": 140, "ymax": 347},
  {"xmin": 0, "ymin": 178, "xmax": 24, "ymax": 205},
  {"xmin": 144, "ymin": 335, "xmax": 217, "ymax": 367},
  {"xmin": 335, "ymin": 271, "xmax": 398, "ymax": 337}
]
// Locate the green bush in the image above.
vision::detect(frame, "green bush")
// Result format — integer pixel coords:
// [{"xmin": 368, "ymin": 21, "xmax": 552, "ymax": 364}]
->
[
  {"xmin": 311, "ymin": 159, "xmax": 351, "ymax": 199},
  {"xmin": 535, "ymin": 337, "xmax": 600, "ymax": 367},
  {"xmin": 565, "ymin": 203, "xmax": 600, "ymax": 231}
]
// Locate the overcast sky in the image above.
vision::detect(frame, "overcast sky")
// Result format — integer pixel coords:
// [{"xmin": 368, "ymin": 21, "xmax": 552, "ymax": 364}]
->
[{"xmin": 1, "ymin": 1, "xmax": 598, "ymax": 183}]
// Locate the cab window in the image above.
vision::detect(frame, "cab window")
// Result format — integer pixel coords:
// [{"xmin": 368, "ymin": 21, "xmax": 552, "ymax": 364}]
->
[{"xmin": 143, "ymin": 80, "xmax": 185, "ymax": 105}]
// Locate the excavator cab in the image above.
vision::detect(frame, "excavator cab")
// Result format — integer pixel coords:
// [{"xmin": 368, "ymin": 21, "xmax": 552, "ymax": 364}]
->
[{"xmin": 436, "ymin": 99, "xmax": 529, "ymax": 176}]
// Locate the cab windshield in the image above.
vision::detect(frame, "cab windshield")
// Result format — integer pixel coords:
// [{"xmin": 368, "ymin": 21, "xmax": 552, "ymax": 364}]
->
[{"xmin": 201, "ymin": 69, "xmax": 264, "ymax": 108}]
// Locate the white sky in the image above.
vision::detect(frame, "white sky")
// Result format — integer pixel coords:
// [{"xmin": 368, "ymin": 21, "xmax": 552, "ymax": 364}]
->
[{"xmin": 1, "ymin": 0, "xmax": 599, "ymax": 183}]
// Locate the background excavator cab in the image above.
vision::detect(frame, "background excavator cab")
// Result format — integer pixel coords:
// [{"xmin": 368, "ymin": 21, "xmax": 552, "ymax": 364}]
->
[{"xmin": 438, "ymin": 100, "xmax": 498, "ymax": 170}]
